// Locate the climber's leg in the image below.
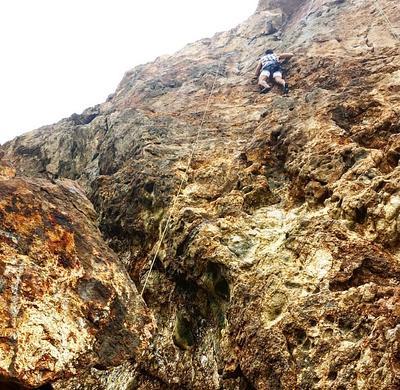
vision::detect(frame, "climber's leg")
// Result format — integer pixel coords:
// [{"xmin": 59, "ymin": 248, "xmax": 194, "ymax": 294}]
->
[
  {"xmin": 273, "ymin": 72, "xmax": 289, "ymax": 94},
  {"xmin": 258, "ymin": 71, "xmax": 271, "ymax": 93},
  {"xmin": 273, "ymin": 72, "xmax": 285, "ymax": 88}
]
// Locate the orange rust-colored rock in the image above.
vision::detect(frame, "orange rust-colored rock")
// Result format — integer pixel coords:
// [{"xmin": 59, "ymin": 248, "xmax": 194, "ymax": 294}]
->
[{"xmin": 0, "ymin": 171, "xmax": 154, "ymax": 388}]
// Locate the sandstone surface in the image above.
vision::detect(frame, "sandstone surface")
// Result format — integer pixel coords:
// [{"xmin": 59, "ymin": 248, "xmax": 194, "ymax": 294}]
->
[{"xmin": 2, "ymin": 0, "xmax": 400, "ymax": 388}]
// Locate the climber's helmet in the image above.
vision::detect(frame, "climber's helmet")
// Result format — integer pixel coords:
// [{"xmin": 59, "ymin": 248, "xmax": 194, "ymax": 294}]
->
[{"xmin": 265, "ymin": 49, "xmax": 274, "ymax": 55}]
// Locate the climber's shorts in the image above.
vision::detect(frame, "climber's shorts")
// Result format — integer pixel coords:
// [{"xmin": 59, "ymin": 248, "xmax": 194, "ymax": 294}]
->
[{"xmin": 260, "ymin": 69, "xmax": 282, "ymax": 78}]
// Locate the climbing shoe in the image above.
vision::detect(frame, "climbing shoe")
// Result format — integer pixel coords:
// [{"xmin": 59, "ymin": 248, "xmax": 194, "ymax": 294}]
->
[
  {"xmin": 283, "ymin": 83, "xmax": 289, "ymax": 95},
  {"xmin": 260, "ymin": 86, "xmax": 271, "ymax": 94}
]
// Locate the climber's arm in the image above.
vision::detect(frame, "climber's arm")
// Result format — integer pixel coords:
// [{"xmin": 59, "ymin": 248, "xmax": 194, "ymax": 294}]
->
[
  {"xmin": 255, "ymin": 61, "xmax": 262, "ymax": 78},
  {"xmin": 278, "ymin": 52, "xmax": 294, "ymax": 60}
]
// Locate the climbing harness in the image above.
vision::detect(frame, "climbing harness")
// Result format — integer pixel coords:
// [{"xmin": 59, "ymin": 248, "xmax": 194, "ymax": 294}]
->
[
  {"xmin": 373, "ymin": 0, "xmax": 400, "ymax": 41},
  {"xmin": 140, "ymin": 58, "xmax": 222, "ymax": 297}
]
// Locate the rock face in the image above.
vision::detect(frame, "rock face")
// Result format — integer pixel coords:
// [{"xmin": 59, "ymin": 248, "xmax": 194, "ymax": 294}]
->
[
  {"xmin": 0, "ymin": 154, "xmax": 154, "ymax": 388},
  {"xmin": 2, "ymin": 0, "xmax": 400, "ymax": 388}
]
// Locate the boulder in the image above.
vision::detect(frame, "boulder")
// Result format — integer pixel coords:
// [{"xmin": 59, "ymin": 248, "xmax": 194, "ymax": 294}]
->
[{"xmin": 0, "ymin": 163, "xmax": 154, "ymax": 388}]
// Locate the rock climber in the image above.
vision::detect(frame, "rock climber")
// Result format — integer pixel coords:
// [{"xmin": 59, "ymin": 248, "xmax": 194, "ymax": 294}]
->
[{"xmin": 255, "ymin": 49, "xmax": 293, "ymax": 94}]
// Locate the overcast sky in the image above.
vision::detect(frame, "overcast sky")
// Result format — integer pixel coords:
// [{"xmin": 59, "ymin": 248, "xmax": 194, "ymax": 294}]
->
[{"xmin": 0, "ymin": 0, "xmax": 258, "ymax": 145}]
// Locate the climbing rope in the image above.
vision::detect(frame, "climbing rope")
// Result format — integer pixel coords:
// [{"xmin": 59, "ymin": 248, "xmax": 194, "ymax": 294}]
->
[
  {"xmin": 373, "ymin": 0, "xmax": 400, "ymax": 40},
  {"xmin": 140, "ymin": 58, "xmax": 223, "ymax": 297}
]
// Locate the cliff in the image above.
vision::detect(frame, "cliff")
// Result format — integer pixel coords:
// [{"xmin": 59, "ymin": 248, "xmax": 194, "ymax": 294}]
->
[{"xmin": 1, "ymin": 0, "xmax": 400, "ymax": 388}]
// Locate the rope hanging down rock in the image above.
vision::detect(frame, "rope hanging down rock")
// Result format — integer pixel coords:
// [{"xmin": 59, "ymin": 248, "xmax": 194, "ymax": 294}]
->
[
  {"xmin": 140, "ymin": 58, "xmax": 223, "ymax": 297},
  {"xmin": 139, "ymin": 0, "xmax": 398, "ymax": 298},
  {"xmin": 373, "ymin": 0, "xmax": 400, "ymax": 41}
]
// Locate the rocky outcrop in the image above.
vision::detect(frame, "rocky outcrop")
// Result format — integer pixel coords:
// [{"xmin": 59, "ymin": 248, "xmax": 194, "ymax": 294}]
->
[
  {"xmin": 0, "ymin": 154, "xmax": 154, "ymax": 388},
  {"xmin": 2, "ymin": 0, "xmax": 400, "ymax": 388}
]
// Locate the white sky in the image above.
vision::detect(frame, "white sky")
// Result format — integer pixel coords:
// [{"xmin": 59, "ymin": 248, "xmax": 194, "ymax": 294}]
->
[{"xmin": 0, "ymin": 0, "xmax": 258, "ymax": 145}]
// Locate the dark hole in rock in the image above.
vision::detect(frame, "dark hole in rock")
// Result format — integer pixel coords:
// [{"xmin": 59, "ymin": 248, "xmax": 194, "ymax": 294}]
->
[
  {"xmin": 175, "ymin": 241, "xmax": 186, "ymax": 258},
  {"xmin": 338, "ymin": 317, "xmax": 355, "ymax": 332},
  {"xmin": 325, "ymin": 314, "xmax": 335, "ymax": 323},
  {"xmin": 144, "ymin": 182, "xmax": 155, "ymax": 193},
  {"xmin": 392, "ymin": 346, "xmax": 400, "ymax": 367},
  {"xmin": 342, "ymin": 149, "xmax": 356, "ymax": 170},
  {"xmin": 140, "ymin": 195, "xmax": 153, "ymax": 208},
  {"xmin": 328, "ymin": 370, "xmax": 338, "ymax": 381},
  {"xmin": 272, "ymin": 305, "xmax": 282, "ymax": 317},
  {"xmin": 285, "ymin": 280, "xmax": 302, "ymax": 288},
  {"xmin": 0, "ymin": 381, "xmax": 53, "ymax": 390},
  {"xmin": 319, "ymin": 188, "xmax": 332, "ymax": 204},
  {"xmin": 93, "ymin": 363, "xmax": 108, "ymax": 370},
  {"xmin": 37, "ymin": 385, "xmax": 53, "ymax": 390},
  {"xmin": 221, "ymin": 364, "xmax": 242, "ymax": 379},
  {"xmin": 309, "ymin": 319, "xmax": 317, "ymax": 327},
  {"xmin": 102, "ymin": 221, "xmax": 124, "ymax": 239},
  {"xmin": 206, "ymin": 263, "xmax": 230, "ymax": 301},
  {"xmin": 0, "ymin": 382, "xmax": 24, "ymax": 390},
  {"xmin": 294, "ymin": 328, "xmax": 307, "ymax": 344},
  {"xmin": 353, "ymin": 323, "xmax": 369, "ymax": 340},
  {"xmin": 354, "ymin": 205, "xmax": 367, "ymax": 224},
  {"xmin": 271, "ymin": 129, "xmax": 282, "ymax": 142},
  {"xmin": 174, "ymin": 273, "xmax": 198, "ymax": 297},
  {"xmin": 58, "ymin": 254, "xmax": 76, "ymax": 269},
  {"xmin": 375, "ymin": 180, "xmax": 386, "ymax": 192},
  {"xmin": 238, "ymin": 152, "xmax": 248, "ymax": 162},
  {"xmin": 175, "ymin": 225, "xmax": 201, "ymax": 257},
  {"xmin": 387, "ymin": 150, "xmax": 400, "ymax": 167},
  {"xmin": 215, "ymin": 278, "xmax": 230, "ymax": 301},
  {"xmin": 221, "ymin": 364, "xmax": 255, "ymax": 390},
  {"xmin": 173, "ymin": 312, "xmax": 195, "ymax": 350},
  {"xmin": 151, "ymin": 257, "xmax": 165, "ymax": 275},
  {"xmin": 302, "ymin": 338, "xmax": 311, "ymax": 351},
  {"xmin": 206, "ymin": 262, "xmax": 221, "ymax": 281}
]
